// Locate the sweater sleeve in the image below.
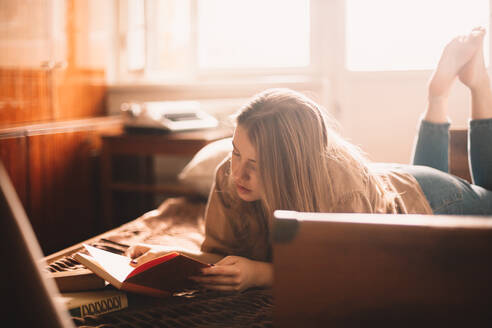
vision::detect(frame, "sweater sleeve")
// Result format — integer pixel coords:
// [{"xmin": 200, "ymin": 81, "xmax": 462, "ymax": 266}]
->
[{"xmin": 332, "ymin": 190, "xmax": 374, "ymax": 213}]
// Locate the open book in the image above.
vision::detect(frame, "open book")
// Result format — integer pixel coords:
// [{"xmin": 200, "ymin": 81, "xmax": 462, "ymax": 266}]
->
[{"xmin": 73, "ymin": 244, "xmax": 210, "ymax": 297}]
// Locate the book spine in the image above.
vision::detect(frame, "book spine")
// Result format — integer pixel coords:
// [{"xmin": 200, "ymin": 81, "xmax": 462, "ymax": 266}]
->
[{"xmin": 68, "ymin": 293, "xmax": 128, "ymax": 317}]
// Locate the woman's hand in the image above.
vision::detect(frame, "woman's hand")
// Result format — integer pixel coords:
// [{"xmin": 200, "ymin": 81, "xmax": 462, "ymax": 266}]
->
[
  {"xmin": 126, "ymin": 243, "xmax": 224, "ymax": 267},
  {"xmin": 190, "ymin": 256, "xmax": 273, "ymax": 292},
  {"xmin": 126, "ymin": 243, "xmax": 172, "ymax": 267}
]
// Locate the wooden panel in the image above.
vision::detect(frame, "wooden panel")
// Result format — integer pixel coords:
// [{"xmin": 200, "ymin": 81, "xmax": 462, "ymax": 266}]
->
[
  {"xmin": 52, "ymin": 68, "xmax": 106, "ymax": 120},
  {"xmin": 51, "ymin": 0, "xmax": 107, "ymax": 120},
  {"xmin": 0, "ymin": 133, "xmax": 28, "ymax": 208},
  {"xmin": 0, "ymin": 0, "xmax": 113, "ymax": 255},
  {"xmin": 449, "ymin": 128, "xmax": 471, "ymax": 183},
  {"xmin": 274, "ymin": 214, "xmax": 492, "ymax": 327},
  {"xmin": 26, "ymin": 118, "xmax": 122, "ymax": 254},
  {"xmin": 0, "ymin": 0, "xmax": 108, "ymax": 126},
  {"xmin": 0, "ymin": 0, "xmax": 56, "ymax": 68},
  {"xmin": 28, "ymin": 130, "xmax": 97, "ymax": 254},
  {"xmin": 0, "ymin": 68, "xmax": 52, "ymax": 126}
]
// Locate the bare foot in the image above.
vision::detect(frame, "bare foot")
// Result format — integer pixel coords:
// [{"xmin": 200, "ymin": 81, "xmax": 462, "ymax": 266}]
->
[
  {"xmin": 458, "ymin": 27, "xmax": 488, "ymax": 90},
  {"xmin": 428, "ymin": 28, "xmax": 485, "ymax": 98}
]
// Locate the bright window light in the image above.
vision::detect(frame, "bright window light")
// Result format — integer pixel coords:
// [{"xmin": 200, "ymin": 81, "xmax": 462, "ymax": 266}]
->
[
  {"xmin": 127, "ymin": 0, "xmax": 146, "ymax": 71},
  {"xmin": 197, "ymin": 0, "xmax": 310, "ymax": 69},
  {"xmin": 146, "ymin": 0, "xmax": 190, "ymax": 76},
  {"xmin": 346, "ymin": 0, "xmax": 489, "ymax": 71}
]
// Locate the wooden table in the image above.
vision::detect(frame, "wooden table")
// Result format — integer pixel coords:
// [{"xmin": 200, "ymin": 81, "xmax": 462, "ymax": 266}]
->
[{"xmin": 100, "ymin": 128, "xmax": 232, "ymax": 229}]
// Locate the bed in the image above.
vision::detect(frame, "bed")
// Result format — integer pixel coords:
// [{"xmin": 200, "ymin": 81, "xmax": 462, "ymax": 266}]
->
[
  {"xmin": 42, "ymin": 129, "xmax": 473, "ymax": 327},
  {"xmin": 44, "ymin": 137, "xmax": 274, "ymax": 327},
  {"xmin": 45, "ymin": 196, "xmax": 273, "ymax": 328}
]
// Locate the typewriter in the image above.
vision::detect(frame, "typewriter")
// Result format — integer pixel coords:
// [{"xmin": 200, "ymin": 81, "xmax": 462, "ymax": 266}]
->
[{"xmin": 121, "ymin": 101, "xmax": 218, "ymax": 132}]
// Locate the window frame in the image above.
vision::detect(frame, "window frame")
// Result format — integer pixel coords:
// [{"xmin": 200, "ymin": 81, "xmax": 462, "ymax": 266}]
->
[
  {"xmin": 109, "ymin": 0, "xmax": 492, "ymax": 123},
  {"xmin": 112, "ymin": 0, "xmax": 324, "ymax": 85}
]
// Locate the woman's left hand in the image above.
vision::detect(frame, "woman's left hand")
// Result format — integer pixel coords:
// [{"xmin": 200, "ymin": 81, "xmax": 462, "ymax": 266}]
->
[{"xmin": 190, "ymin": 256, "xmax": 272, "ymax": 292}]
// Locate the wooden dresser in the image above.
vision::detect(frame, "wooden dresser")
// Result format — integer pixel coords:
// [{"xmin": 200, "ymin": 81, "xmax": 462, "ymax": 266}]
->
[{"xmin": 0, "ymin": 0, "xmax": 117, "ymax": 254}]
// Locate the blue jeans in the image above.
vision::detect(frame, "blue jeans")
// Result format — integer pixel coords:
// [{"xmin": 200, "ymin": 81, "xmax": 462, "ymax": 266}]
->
[{"xmin": 400, "ymin": 119, "xmax": 492, "ymax": 215}]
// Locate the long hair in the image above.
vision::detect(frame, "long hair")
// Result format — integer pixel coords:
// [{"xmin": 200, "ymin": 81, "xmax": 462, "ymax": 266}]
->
[{"xmin": 233, "ymin": 88, "xmax": 395, "ymax": 216}]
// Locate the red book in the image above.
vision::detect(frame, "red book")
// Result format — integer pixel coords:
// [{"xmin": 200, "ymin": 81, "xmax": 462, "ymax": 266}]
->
[{"xmin": 73, "ymin": 244, "xmax": 210, "ymax": 297}]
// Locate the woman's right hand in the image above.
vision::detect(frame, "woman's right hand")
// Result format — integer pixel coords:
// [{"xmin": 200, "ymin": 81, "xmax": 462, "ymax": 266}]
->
[
  {"xmin": 125, "ymin": 243, "xmax": 168, "ymax": 267},
  {"xmin": 126, "ymin": 243, "xmax": 222, "ymax": 267}
]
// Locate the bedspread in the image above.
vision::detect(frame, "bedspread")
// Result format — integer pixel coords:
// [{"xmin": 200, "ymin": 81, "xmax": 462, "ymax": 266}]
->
[
  {"xmin": 72, "ymin": 288, "xmax": 273, "ymax": 328},
  {"xmin": 106, "ymin": 196, "xmax": 208, "ymax": 252},
  {"xmin": 45, "ymin": 197, "xmax": 273, "ymax": 328}
]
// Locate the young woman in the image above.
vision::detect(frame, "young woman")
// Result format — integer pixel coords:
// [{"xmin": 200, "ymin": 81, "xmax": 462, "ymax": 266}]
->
[{"xmin": 128, "ymin": 28, "xmax": 492, "ymax": 292}]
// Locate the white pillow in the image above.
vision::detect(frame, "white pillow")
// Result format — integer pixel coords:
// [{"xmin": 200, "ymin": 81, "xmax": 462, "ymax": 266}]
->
[{"xmin": 178, "ymin": 137, "xmax": 232, "ymax": 197}]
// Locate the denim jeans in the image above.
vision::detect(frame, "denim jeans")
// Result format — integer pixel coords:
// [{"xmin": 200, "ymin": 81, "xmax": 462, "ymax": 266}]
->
[{"xmin": 400, "ymin": 119, "xmax": 492, "ymax": 215}]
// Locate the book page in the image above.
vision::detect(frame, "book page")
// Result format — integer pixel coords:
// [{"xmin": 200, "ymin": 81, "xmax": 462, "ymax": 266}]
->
[
  {"xmin": 84, "ymin": 245, "xmax": 134, "ymax": 282},
  {"xmin": 130, "ymin": 243, "xmax": 220, "ymax": 264}
]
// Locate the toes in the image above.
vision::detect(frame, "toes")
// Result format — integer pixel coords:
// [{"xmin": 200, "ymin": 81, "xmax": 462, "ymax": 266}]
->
[
  {"xmin": 472, "ymin": 26, "xmax": 486, "ymax": 33},
  {"xmin": 470, "ymin": 27, "xmax": 486, "ymax": 39},
  {"xmin": 471, "ymin": 30, "xmax": 485, "ymax": 38}
]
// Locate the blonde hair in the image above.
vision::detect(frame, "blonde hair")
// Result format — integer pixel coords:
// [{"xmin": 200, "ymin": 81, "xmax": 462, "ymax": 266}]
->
[{"xmin": 233, "ymin": 88, "xmax": 396, "ymax": 216}]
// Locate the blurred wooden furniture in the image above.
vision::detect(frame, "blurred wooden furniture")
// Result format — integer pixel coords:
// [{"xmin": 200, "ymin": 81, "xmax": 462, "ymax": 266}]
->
[
  {"xmin": 449, "ymin": 128, "xmax": 471, "ymax": 182},
  {"xmin": 273, "ymin": 212, "xmax": 492, "ymax": 327},
  {"xmin": 0, "ymin": 0, "xmax": 108, "ymax": 125},
  {"xmin": 0, "ymin": 117, "xmax": 122, "ymax": 254},
  {"xmin": 0, "ymin": 1, "xmax": 114, "ymax": 254},
  {"xmin": 100, "ymin": 128, "xmax": 232, "ymax": 230}
]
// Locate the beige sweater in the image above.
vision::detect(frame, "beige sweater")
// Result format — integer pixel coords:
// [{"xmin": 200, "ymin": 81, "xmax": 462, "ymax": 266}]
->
[{"xmin": 201, "ymin": 157, "xmax": 432, "ymax": 262}]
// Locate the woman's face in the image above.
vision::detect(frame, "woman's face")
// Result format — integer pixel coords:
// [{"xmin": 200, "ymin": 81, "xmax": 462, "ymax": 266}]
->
[{"xmin": 231, "ymin": 125, "xmax": 262, "ymax": 202}]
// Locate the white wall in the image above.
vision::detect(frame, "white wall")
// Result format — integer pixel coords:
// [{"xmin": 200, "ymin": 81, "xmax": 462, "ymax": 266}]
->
[
  {"xmin": 336, "ymin": 71, "xmax": 472, "ymax": 165},
  {"xmin": 313, "ymin": 0, "xmax": 488, "ymax": 166},
  {"xmin": 106, "ymin": 73, "xmax": 473, "ymax": 167}
]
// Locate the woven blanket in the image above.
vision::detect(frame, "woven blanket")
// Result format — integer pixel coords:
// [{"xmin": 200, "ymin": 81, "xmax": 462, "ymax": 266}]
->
[
  {"xmin": 46, "ymin": 197, "xmax": 273, "ymax": 328},
  {"xmin": 72, "ymin": 289, "xmax": 273, "ymax": 328}
]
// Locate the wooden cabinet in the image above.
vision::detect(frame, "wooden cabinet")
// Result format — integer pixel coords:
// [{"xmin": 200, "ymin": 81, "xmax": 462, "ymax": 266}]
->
[
  {"xmin": 0, "ymin": 118, "xmax": 123, "ymax": 254},
  {"xmin": 0, "ymin": 0, "xmax": 109, "ymax": 126},
  {"xmin": 28, "ymin": 130, "xmax": 100, "ymax": 253},
  {"xmin": 0, "ymin": 133, "xmax": 28, "ymax": 208},
  {"xmin": 0, "ymin": 0, "xmax": 114, "ymax": 254},
  {"xmin": 0, "ymin": 0, "xmax": 66, "ymax": 125},
  {"xmin": 0, "ymin": 67, "xmax": 53, "ymax": 125},
  {"xmin": 0, "ymin": 0, "xmax": 66, "ymax": 69}
]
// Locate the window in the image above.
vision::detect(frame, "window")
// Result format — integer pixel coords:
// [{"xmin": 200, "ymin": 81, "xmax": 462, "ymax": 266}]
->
[
  {"xmin": 346, "ymin": 0, "xmax": 490, "ymax": 71},
  {"xmin": 197, "ymin": 0, "xmax": 310, "ymax": 70},
  {"xmin": 120, "ymin": 0, "xmax": 311, "ymax": 82},
  {"xmin": 117, "ymin": 0, "xmax": 492, "ymax": 83},
  {"xmin": 126, "ymin": 0, "xmax": 146, "ymax": 71}
]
